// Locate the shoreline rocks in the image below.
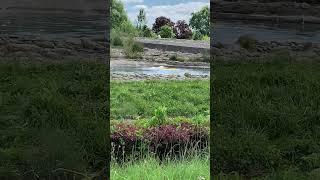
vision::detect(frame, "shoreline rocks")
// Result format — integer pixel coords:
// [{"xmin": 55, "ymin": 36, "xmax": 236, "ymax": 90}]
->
[
  {"xmin": 212, "ymin": 40, "xmax": 320, "ymax": 59},
  {"xmin": 111, "ymin": 73, "xmax": 209, "ymax": 81},
  {"xmin": 0, "ymin": 35, "xmax": 108, "ymax": 60}
]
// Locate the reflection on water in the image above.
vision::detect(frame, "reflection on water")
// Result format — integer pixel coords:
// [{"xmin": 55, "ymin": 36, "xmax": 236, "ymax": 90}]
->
[
  {"xmin": 111, "ymin": 65, "xmax": 210, "ymax": 76},
  {"xmin": 213, "ymin": 20, "xmax": 320, "ymax": 44},
  {"xmin": 0, "ymin": 11, "xmax": 107, "ymax": 39}
]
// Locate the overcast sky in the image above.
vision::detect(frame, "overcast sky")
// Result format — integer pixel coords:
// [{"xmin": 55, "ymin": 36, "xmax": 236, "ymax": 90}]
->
[{"xmin": 121, "ymin": 0, "xmax": 209, "ymax": 27}]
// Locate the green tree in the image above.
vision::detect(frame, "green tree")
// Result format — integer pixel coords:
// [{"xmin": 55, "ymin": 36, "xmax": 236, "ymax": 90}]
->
[
  {"xmin": 159, "ymin": 25, "xmax": 174, "ymax": 38},
  {"xmin": 136, "ymin": 8, "xmax": 147, "ymax": 29},
  {"xmin": 189, "ymin": 6, "xmax": 210, "ymax": 37},
  {"xmin": 111, "ymin": 0, "xmax": 128, "ymax": 28}
]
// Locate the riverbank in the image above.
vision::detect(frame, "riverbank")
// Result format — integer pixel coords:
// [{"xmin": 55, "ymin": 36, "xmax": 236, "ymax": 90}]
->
[
  {"xmin": 0, "ymin": 36, "xmax": 107, "ymax": 61},
  {"xmin": 212, "ymin": 39, "xmax": 320, "ymax": 60},
  {"xmin": 111, "ymin": 47, "xmax": 210, "ymax": 80},
  {"xmin": 212, "ymin": 0, "xmax": 320, "ymax": 24}
]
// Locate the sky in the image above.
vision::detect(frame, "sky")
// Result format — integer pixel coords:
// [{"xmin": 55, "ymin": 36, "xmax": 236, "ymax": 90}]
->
[{"xmin": 121, "ymin": 0, "xmax": 209, "ymax": 27}]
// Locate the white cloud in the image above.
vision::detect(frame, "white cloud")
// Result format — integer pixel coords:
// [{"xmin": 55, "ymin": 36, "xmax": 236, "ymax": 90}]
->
[
  {"xmin": 127, "ymin": 2, "xmax": 209, "ymax": 27},
  {"xmin": 121, "ymin": 0, "xmax": 144, "ymax": 3},
  {"xmin": 133, "ymin": 4, "xmax": 147, "ymax": 10}
]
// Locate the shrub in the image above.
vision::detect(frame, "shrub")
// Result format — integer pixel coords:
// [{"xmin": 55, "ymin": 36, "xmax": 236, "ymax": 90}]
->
[
  {"xmin": 169, "ymin": 54, "xmax": 186, "ymax": 62},
  {"xmin": 159, "ymin": 25, "xmax": 174, "ymax": 38},
  {"xmin": 193, "ymin": 30, "xmax": 203, "ymax": 40},
  {"xmin": 118, "ymin": 21, "xmax": 138, "ymax": 36},
  {"xmin": 110, "ymin": 114, "xmax": 209, "ymax": 163},
  {"xmin": 123, "ymin": 37, "xmax": 144, "ymax": 58},
  {"xmin": 111, "ymin": 123, "xmax": 144, "ymax": 163},
  {"xmin": 152, "ymin": 16, "xmax": 175, "ymax": 34},
  {"xmin": 202, "ymin": 35, "xmax": 210, "ymax": 41},
  {"xmin": 111, "ymin": 30, "xmax": 123, "ymax": 47},
  {"xmin": 173, "ymin": 20, "xmax": 193, "ymax": 39},
  {"xmin": 237, "ymin": 35, "xmax": 257, "ymax": 50}
]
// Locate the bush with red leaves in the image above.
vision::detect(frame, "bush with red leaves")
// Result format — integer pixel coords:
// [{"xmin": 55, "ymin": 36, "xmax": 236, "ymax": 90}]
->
[
  {"xmin": 111, "ymin": 123, "xmax": 144, "ymax": 163},
  {"xmin": 152, "ymin": 16, "xmax": 175, "ymax": 34},
  {"xmin": 111, "ymin": 122, "xmax": 209, "ymax": 163},
  {"xmin": 173, "ymin": 20, "xmax": 193, "ymax": 39}
]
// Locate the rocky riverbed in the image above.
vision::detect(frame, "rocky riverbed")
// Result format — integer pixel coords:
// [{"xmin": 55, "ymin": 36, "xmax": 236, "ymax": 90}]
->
[
  {"xmin": 111, "ymin": 73, "xmax": 209, "ymax": 81},
  {"xmin": 0, "ymin": 35, "xmax": 107, "ymax": 61},
  {"xmin": 212, "ymin": 40, "xmax": 320, "ymax": 59},
  {"xmin": 111, "ymin": 48, "xmax": 209, "ymax": 67}
]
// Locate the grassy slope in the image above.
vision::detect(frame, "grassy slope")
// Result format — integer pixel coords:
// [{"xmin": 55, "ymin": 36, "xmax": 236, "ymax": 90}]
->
[{"xmin": 212, "ymin": 56, "xmax": 320, "ymax": 179}]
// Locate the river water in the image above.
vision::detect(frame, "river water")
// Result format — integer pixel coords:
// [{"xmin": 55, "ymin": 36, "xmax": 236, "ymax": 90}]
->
[
  {"xmin": 111, "ymin": 65, "xmax": 210, "ymax": 76},
  {"xmin": 213, "ymin": 20, "xmax": 320, "ymax": 44}
]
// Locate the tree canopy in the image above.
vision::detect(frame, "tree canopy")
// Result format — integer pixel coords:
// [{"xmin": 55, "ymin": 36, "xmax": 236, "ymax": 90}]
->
[{"xmin": 189, "ymin": 6, "xmax": 210, "ymax": 37}]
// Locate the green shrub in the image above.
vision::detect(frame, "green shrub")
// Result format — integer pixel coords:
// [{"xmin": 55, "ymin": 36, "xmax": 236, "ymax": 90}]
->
[
  {"xmin": 201, "ymin": 35, "xmax": 210, "ymax": 41},
  {"xmin": 169, "ymin": 54, "xmax": 186, "ymax": 62},
  {"xmin": 159, "ymin": 25, "xmax": 174, "ymax": 38},
  {"xmin": 140, "ymin": 25, "xmax": 154, "ymax": 38},
  {"xmin": 193, "ymin": 30, "xmax": 203, "ymax": 40},
  {"xmin": 150, "ymin": 106, "xmax": 167, "ymax": 126},
  {"xmin": 123, "ymin": 37, "xmax": 144, "ymax": 58},
  {"xmin": 111, "ymin": 30, "xmax": 123, "ymax": 47},
  {"xmin": 237, "ymin": 35, "xmax": 257, "ymax": 50}
]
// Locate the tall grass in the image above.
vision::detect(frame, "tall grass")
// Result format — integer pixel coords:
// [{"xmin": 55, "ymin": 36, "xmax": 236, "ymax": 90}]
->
[
  {"xmin": 111, "ymin": 155, "xmax": 209, "ymax": 180},
  {"xmin": 0, "ymin": 60, "xmax": 108, "ymax": 179},
  {"xmin": 212, "ymin": 55, "xmax": 320, "ymax": 178}
]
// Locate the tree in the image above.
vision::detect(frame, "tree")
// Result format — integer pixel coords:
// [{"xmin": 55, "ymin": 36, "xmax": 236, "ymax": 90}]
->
[
  {"xmin": 189, "ymin": 6, "xmax": 210, "ymax": 37},
  {"xmin": 136, "ymin": 8, "xmax": 147, "ymax": 29},
  {"xmin": 111, "ymin": 0, "xmax": 128, "ymax": 28},
  {"xmin": 173, "ymin": 20, "xmax": 193, "ymax": 39},
  {"xmin": 152, "ymin": 16, "xmax": 175, "ymax": 34},
  {"xmin": 159, "ymin": 25, "xmax": 174, "ymax": 38}
]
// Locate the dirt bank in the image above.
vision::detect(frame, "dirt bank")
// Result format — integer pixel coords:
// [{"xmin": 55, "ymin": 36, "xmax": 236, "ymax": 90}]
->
[
  {"xmin": 212, "ymin": 40, "xmax": 320, "ymax": 59},
  {"xmin": 0, "ymin": 36, "xmax": 107, "ymax": 61},
  {"xmin": 212, "ymin": 0, "xmax": 320, "ymax": 23}
]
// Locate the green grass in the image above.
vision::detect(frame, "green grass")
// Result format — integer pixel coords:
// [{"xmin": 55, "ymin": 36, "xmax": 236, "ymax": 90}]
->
[
  {"xmin": 111, "ymin": 156, "xmax": 209, "ymax": 180},
  {"xmin": 212, "ymin": 55, "xmax": 320, "ymax": 178},
  {"xmin": 111, "ymin": 80, "xmax": 209, "ymax": 120},
  {"xmin": 0, "ymin": 59, "xmax": 209, "ymax": 179},
  {"xmin": 0, "ymin": 60, "xmax": 109, "ymax": 179}
]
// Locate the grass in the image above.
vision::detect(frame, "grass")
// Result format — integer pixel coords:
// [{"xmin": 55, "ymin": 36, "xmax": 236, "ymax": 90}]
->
[
  {"xmin": 111, "ymin": 80, "xmax": 209, "ymax": 120},
  {"xmin": 212, "ymin": 55, "xmax": 320, "ymax": 178},
  {"xmin": 0, "ymin": 58, "xmax": 209, "ymax": 179},
  {"xmin": 111, "ymin": 156, "xmax": 209, "ymax": 180},
  {"xmin": 0, "ymin": 59, "xmax": 109, "ymax": 179}
]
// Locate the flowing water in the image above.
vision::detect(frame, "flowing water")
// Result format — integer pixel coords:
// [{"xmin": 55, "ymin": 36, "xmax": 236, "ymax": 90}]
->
[
  {"xmin": 213, "ymin": 20, "xmax": 320, "ymax": 44},
  {"xmin": 111, "ymin": 65, "xmax": 210, "ymax": 76}
]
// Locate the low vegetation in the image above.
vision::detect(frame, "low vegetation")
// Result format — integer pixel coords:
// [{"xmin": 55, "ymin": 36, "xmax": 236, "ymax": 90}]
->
[
  {"xmin": 212, "ymin": 55, "xmax": 320, "ymax": 179},
  {"xmin": 0, "ymin": 59, "xmax": 108, "ymax": 179},
  {"xmin": 111, "ymin": 156, "xmax": 209, "ymax": 180}
]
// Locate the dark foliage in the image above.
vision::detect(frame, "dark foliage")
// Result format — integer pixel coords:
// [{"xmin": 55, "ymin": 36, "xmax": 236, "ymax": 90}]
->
[
  {"xmin": 173, "ymin": 20, "xmax": 193, "ymax": 39},
  {"xmin": 111, "ymin": 122, "xmax": 209, "ymax": 163},
  {"xmin": 111, "ymin": 123, "xmax": 144, "ymax": 164},
  {"xmin": 152, "ymin": 16, "xmax": 175, "ymax": 34}
]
